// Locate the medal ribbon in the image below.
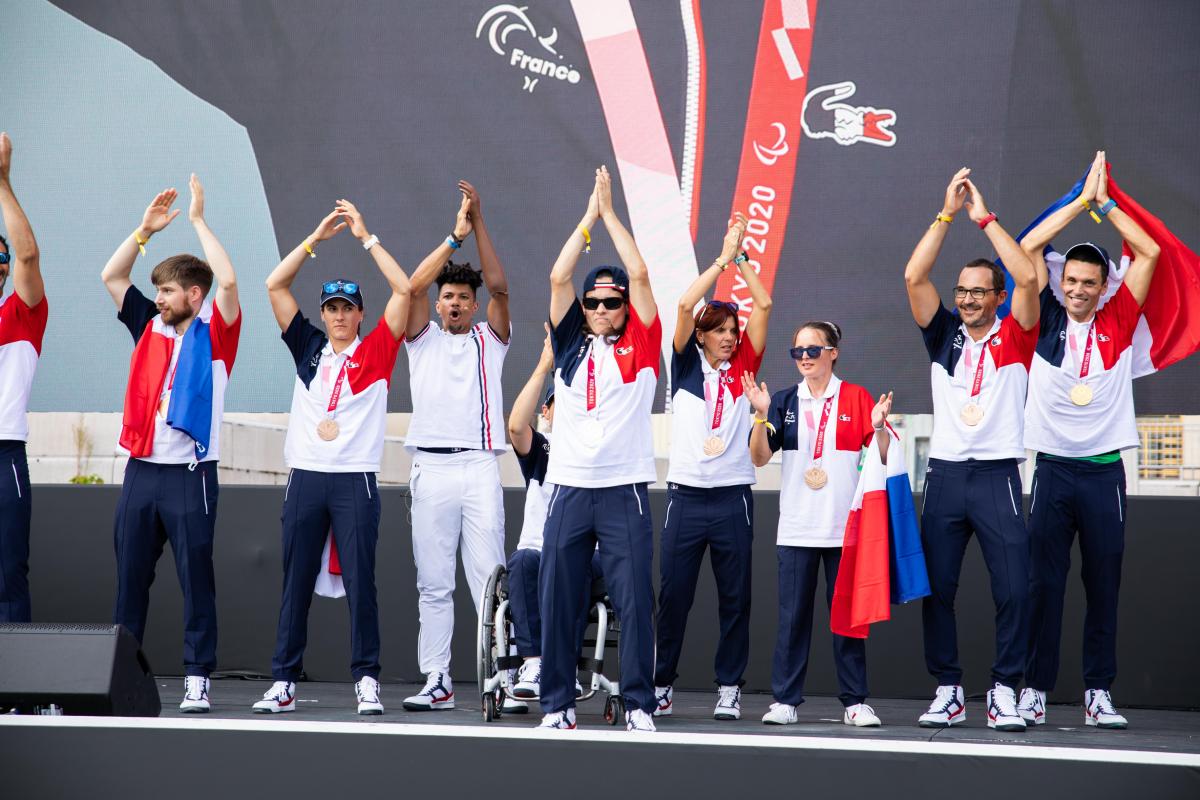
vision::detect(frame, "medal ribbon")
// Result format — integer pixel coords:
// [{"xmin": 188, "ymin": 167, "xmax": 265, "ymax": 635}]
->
[
  {"xmin": 1076, "ymin": 323, "xmax": 1096, "ymax": 379},
  {"xmin": 811, "ymin": 395, "xmax": 834, "ymax": 463},
  {"xmin": 967, "ymin": 339, "xmax": 988, "ymax": 400},
  {"xmin": 586, "ymin": 349, "xmax": 598, "ymax": 412},
  {"xmin": 326, "ymin": 357, "xmax": 350, "ymax": 418},
  {"xmin": 708, "ymin": 368, "xmax": 729, "ymax": 431}
]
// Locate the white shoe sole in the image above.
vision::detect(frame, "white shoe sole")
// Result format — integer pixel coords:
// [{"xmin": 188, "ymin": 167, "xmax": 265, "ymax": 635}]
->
[
  {"xmin": 1085, "ymin": 716, "xmax": 1128, "ymax": 729},
  {"xmin": 844, "ymin": 716, "xmax": 881, "ymax": 727},
  {"xmin": 653, "ymin": 707, "xmax": 672, "ymax": 717},
  {"xmin": 402, "ymin": 699, "xmax": 455, "ymax": 711},
  {"xmin": 762, "ymin": 716, "xmax": 797, "ymax": 725},
  {"xmin": 502, "ymin": 701, "xmax": 529, "ymax": 714},
  {"xmin": 714, "ymin": 709, "xmax": 741, "ymax": 720},
  {"xmin": 512, "ymin": 686, "xmax": 540, "ymax": 700},
  {"xmin": 918, "ymin": 712, "xmax": 965, "ymax": 728},
  {"xmin": 252, "ymin": 703, "xmax": 296, "ymax": 714},
  {"xmin": 357, "ymin": 704, "xmax": 384, "ymax": 715},
  {"xmin": 988, "ymin": 716, "xmax": 1027, "ymax": 732},
  {"xmin": 1019, "ymin": 712, "xmax": 1046, "ymax": 725},
  {"xmin": 179, "ymin": 704, "xmax": 210, "ymax": 714}
]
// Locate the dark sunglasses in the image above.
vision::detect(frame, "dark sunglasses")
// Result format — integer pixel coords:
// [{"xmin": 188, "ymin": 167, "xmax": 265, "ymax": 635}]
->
[
  {"xmin": 0, "ymin": 252, "xmax": 9, "ymax": 265},
  {"xmin": 952, "ymin": 286, "xmax": 1000, "ymax": 300},
  {"xmin": 789, "ymin": 345, "xmax": 835, "ymax": 360},
  {"xmin": 582, "ymin": 296, "xmax": 625, "ymax": 311},
  {"xmin": 323, "ymin": 280, "xmax": 359, "ymax": 294}
]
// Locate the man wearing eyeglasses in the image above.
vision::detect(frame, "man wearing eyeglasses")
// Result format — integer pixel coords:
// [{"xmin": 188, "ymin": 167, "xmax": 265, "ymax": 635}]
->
[
  {"xmin": 258, "ymin": 199, "xmax": 409, "ymax": 715},
  {"xmin": 904, "ymin": 169, "xmax": 1040, "ymax": 732},
  {"xmin": 0, "ymin": 133, "xmax": 47, "ymax": 625},
  {"xmin": 401, "ymin": 182, "xmax": 510, "ymax": 711}
]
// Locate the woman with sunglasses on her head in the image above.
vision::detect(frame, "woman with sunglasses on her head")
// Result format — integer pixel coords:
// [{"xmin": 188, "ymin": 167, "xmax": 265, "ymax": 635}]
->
[
  {"xmin": 652, "ymin": 213, "xmax": 771, "ymax": 722},
  {"xmin": 744, "ymin": 322, "xmax": 893, "ymax": 727}
]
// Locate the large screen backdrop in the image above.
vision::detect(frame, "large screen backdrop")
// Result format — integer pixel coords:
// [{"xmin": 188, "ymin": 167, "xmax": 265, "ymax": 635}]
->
[{"xmin": 5, "ymin": 0, "xmax": 1199, "ymax": 413}]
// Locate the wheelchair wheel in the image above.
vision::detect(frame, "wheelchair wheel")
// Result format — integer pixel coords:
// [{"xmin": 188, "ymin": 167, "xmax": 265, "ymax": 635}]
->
[
  {"xmin": 483, "ymin": 691, "xmax": 498, "ymax": 722},
  {"xmin": 603, "ymin": 695, "xmax": 624, "ymax": 726},
  {"xmin": 477, "ymin": 564, "xmax": 506, "ymax": 722}
]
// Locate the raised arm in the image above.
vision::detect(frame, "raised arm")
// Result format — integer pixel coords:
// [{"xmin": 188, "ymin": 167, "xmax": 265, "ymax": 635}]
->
[
  {"xmin": 905, "ymin": 168, "xmax": 970, "ymax": 327},
  {"xmin": 675, "ymin": 213, "xmax": 748, "ymax": 352},
  {"xmin": 507, "ymin": 325, "xmax": 554, "ymax": 456},
  {"xmin": 264, "ymin": 208, "xmax": 346, "ymax": 332},
  {"xmin": 336, "ymin": 199, "xmax": 411, "ymax": 340},
  {"xmin": 734, "ymin": 216, "xmax": 774, "ymax": 355},
  {"xmin": 0, "ymin": 133, "xmax": 43, "ymax": 307},
  {"xmin": 549, "ymin": 179, "xmax": 599, "ymax": 327},
  {"xmin": 870, "ymin": 391, "xmax": 893, "ymax": 463},
  {"xmin": 405, "ymin": 192, "xmax": 472, "ymax": 339},
  {"xmin": 459, "ymin": 180, "xmax": 509, "ymax": 342},
  {"xmin": 101, "ymin": 188, "xmax": 181, "ymax": 309},
  {"xmin": 963, "ymin": 179, "xmax": 1038, "ymax": 331},
  {"xmin": 742, "ymin": 373, "xmax": 774, "ymax": 468},
  {"xmin": 1096, "ymin": 157, "xmax": 1160, "ymax": 305},
  {"xmin": 595, "ymin": 165, "xmax": 656, "ymax": 324},
  {"xmin": 187, "ymin": 174, "xmax": 239, "ymax": 323},
  {"xmin": 1021, "ymin": 151, "xmax": 1105, "ymax": 291}
]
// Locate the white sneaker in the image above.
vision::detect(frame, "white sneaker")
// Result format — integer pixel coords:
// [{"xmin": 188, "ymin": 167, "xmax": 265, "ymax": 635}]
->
[
  {"xmin": 179, "ymin": 676, "xmax": 210, "ymax": 713},
  {"xmin": 626, "ymin": 708, "xmax": 657, "ymax": 732},
  {"xmin": 252, "ymin": 681, "xmax": 297, "ymax": 714},
  {"xmin": 513, "ymin": 658, "xmax": 541, "ymax": 699},
  {"xmin": 1084, "ymin": 689, "xmax": 1128, "ymax": 729},
  {"xmin": 538, "ymin": 708, "xmax": 577, "ymax": 729},
  {"xmin": 762, "ymin": 702, "xmax": 798, "ymax": 725},
  {"xmin": 402, "ymin": 671, "xmax": 455, "ymax": 711},
  {"xmin": 355, "ymin": 676, "xmax": 384, "ymax": 715},
  {"xmin": 502, "ymin": 695, "xmax": 529, "ymax": 714},
  {"xmin": 987, "ymin": 683, "xmax": 1027, "ymax": 731},
  {"xmin": 1018, "ymin": 688, "xmax": 1046, "ymax": 726},
  {"xmin": 652, "ymin": 685, "xmax": 673, "ymax": 717},
  {"xmin": 843, "ymin": 702, "xmax": 881, "ymax": 727},
  {"xmin": 918, "ymin": 685, "xmax": 966, "ymax": 728},
  {"xmin": 714, "ymin": 685, "xmax": 741, "ymax": 720}
]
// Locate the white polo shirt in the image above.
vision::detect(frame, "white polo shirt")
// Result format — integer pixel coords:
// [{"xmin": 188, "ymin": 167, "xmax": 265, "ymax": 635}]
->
[
  {"xmin": 1025, "ymin": 283, "xmax": 1140, "ymax": 457},
  {"xmin": 667, "ymin": 340, "xmax": 762, "ymax": 488},
  {"xmin": 766, "ymin": 376, "xmax": 878, "ymax": 548},
  {"xmin": 919, "ymin": 304, "xmax": 1038, "ymax": 461},
  {"xmin": 0, "ymin": 292, "xmax": 47, "ymax": 442},
  {"xmin": 546, "ymin": 299, "xmax": 661, "ymax": 488},
  {"xmin": 281, "ymin": 311, "xmax": 402, "ymax": 472},
  {"xmin": 405, "ymin": 321, "xmax": 509, "ymax": 453},
  {"xmin": 514, "ymin": 428, "xmax": 553, "ymax": 551}
]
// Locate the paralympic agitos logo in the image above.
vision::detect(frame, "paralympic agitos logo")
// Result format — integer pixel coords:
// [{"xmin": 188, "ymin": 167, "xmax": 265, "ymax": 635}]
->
[{"xmin": 476, "ymin": 4, "xmax": 585, "ymax": 93}]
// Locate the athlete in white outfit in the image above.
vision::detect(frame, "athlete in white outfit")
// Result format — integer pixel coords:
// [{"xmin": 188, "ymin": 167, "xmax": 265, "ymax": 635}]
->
[{"xmin": 403, "ymin": 182, "xmax": 510, "ymax": 711}]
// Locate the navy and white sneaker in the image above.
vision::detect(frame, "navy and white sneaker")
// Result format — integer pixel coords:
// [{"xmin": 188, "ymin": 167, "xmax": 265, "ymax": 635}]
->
[
  {"xmin": 626, "ymin": 708, "xmax": 657, "ymax": 732},
  {"xmin": 403, "ymin": 671, "xmax": 455, "ymax": 711},
  {"xmin": 1018, "ymin": 688, "xmax": 1046, "ymax": 726},
  {"xmin": 714, "ymin": 685, "xmax": 741, "ymax": 720},
  {"xmin": 513, "ymin": 658, "xmax": 541, "ymax": 699},
  {"xmin": 918, "ymin": 684, "xmax": 966, "ymax": 728},
  {"xmin": 986, "ymin": 683, "xmax": 1027, "ymax": 731},
  {"xmin": 652, "ymin": 685, "xmax": 673, "ymax": 717},
  {"xmin": 1084, "ymin": 689, "xmax": 1128, "ymax": 729},
  {"xmin": 179, "ymin": 676, "xmax": 211, "ymax": 713},
  {"xmin": 252, "ymin": 681, "xmax": 297, "ymax": 714},
  {"xmin": 355, "ymin": 676, "xmax": 384, "ymax": 715},
  {"xmin": 538, "ymin": 708, "xmax": 577, "ymax": 729}
]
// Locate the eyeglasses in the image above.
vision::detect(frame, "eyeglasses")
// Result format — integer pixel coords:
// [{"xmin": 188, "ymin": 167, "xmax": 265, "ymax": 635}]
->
[
  {"xmin": 323, "ymin": 280, "xmax": 359, "ymax": 295},
  {"xmin": 698, "ymin": 300, "xmax": 738, "ymax": 320},
  {"xmin": 582, "ymin": 296, "xmax": 625, "ymax": 311},
  {"xmin": 789, "ymin": 345, "xmax": 835, "ymax": 360},
  {"xmin": 952, "ymin": 286, "xmax": 1000, "ymax": 300}
]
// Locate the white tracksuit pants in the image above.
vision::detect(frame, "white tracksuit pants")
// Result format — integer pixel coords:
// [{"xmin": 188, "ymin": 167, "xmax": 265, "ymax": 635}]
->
[{"xmin": 409, "ymin": 450, "xmax": 506, "ymax": 675}]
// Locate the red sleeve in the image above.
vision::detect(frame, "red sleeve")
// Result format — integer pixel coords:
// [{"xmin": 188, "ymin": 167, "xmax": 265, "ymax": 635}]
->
[
  {"xmin": 731, "ymin": 333, "xmax": 765, "ymax": 377},
  {"xmin": 835, "ymin": 383, "xmax": 875, "ymax": 451},
  {"xmin": 356, "ymin": 316, "xmax": 403, "ymax": 387},
  {"xmin": 625, "ymin": 301, "xmax": 663, "ymax": 377},
  {"xmin": 0, "ymin": 294, "xmax": 48, "ymax": 354},
  {"xmin": 209, "ymin": 302, "xmax": 242, "ymax": 372},
  {"xmin": 1099, "ymin": 283, "xmax": 1141, "ymax": 350},
  {"xmin": 998, "ymin": 312, "xmax": 1038, "ymax": 368}
]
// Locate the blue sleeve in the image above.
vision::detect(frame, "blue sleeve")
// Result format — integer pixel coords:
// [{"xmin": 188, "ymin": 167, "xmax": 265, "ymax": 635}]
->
[
  {"xmin": 281, "ymin": 310, "xmax": 327, "ymax": 379},
  {"xmin": 918, "ymin": 303, "xmax": 958, "ymax": 362},
  {"xmin": 550, "ymin": 300, "xmax": 585, "ymax": 360},
  {"xmin": 117, "ymin": 285, "xmax": 157, "ymax": 344},
  {"xmin": 515, "ymin": 429, "xmax": 550, "ymax": 487},
  {"xmin": 766, "ymin": 389, "xmax": 787, "ymax": 453}
]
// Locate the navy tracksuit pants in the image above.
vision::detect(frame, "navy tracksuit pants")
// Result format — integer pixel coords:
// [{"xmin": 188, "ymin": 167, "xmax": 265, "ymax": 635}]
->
[
  {"xmin": 920, "ymin": 457, "xmax": 1028, "ymax": 689},
  {"xmin": 772, "ymin": 546, "xmax": 868, "ymax": 707},
  {"xmin": 271, "ymin": 469, "xmax": 381, "ymax": 682},
  {"xmin": 539, "ymin": 484, "xmax": 655, "ymax": 714},
  {"xmin": 506, "ymin": 547, "xmax": 601, "ymax": 659},
  {"xmin": 112, "ymin": 458, "xmax": 219, "ymax": 677},
  {"xmin": 1026, "ymin": 455, "xmax": 1126, "ymax": 692},
  {"xmin": 0, "ymin": 441, "xmax": 33, "ymax": 623},
  {"xmin": 654, "ymin": 483, "xmax": 753, "ymax": 688}
]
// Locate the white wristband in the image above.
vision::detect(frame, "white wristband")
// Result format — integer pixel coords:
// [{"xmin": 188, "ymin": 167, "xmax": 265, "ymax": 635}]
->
[{"xmin": 362, "ymin": 234, "xmax": 380, "ymax": 251}]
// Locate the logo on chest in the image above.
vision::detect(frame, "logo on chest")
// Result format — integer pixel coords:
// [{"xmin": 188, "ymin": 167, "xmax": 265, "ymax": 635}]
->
[
  {"xmin": 784, "ymin": 410, "xmax": 796, "ymax": 426},
  {"xmin": 616, "ymin": 345, "xmax": 634, "ymax": 356},
  {"xmin": 838, "ymin": 414, "xmax": 851, "ymax": 422}
]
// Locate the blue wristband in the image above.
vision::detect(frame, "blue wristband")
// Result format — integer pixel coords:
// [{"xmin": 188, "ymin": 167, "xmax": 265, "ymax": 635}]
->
[
  {"xmin": 446, "ymin": 235, "xmax": 461, "ymax": 249},
  {"xmin": 1098, "ymin": 198, "xmax": 1117, "ymax": 217}
]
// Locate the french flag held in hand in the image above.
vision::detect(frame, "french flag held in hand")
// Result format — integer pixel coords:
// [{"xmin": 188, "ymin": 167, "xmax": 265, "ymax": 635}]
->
[{"xmin": 830, "ymin": 428, "xmax": 930, "ymax": 639}]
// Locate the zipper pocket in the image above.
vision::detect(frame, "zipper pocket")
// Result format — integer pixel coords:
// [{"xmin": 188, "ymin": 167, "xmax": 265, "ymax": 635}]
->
[
  {"xmin": 1006, "ymin": 477, "xmax": 1019, "ymax": 516},
  {"xmin": 11, "ymin": 460, "xmax": 21, "ymax": 499}
]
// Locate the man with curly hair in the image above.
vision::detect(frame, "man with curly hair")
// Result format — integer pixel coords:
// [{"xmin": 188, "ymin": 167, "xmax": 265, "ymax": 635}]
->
[{"xmin": 401, "ymin": 182, "xmax": 511, "ymax": 711}]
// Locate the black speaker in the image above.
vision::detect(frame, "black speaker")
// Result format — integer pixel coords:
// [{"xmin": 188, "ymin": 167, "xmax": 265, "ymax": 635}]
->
[{"xmin": 0, "ymin": 623, "xmax": 161, "ymax": 716}]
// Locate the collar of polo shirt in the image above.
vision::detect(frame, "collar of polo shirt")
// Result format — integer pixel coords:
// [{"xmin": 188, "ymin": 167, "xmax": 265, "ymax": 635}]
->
[{"xmin": 797, "ymin": 373, "xmax": 842, "ymax": 400}]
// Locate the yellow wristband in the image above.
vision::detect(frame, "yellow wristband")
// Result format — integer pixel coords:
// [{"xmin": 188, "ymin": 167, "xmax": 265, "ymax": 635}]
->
[
  {"xmin": 133, "ymin": 230, "xmax": 148, "ymax": 257},
  {"xmin": 578, "ymin": 225, "xmax": 591, "ymax": 254},
  {"xmin": 930, "ymin": 213, "xmax": 953, "ymax": 230},
  {"xmin": 752, "ymin": 415, "xmax": 777, "ymax": 435},
  {"xmin": 1080, "ymin": 198, "xmax": 1102, "ymax": 224},
  {"xmin": 302, "ymin": 239, "xmax": 316, "ymax": 258}
]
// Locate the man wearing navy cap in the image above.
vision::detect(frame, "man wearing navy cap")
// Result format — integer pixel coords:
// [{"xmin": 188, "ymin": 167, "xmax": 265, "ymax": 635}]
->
[
  {"xmin": 1017, "ymin": 152, "xmax": 1161, "ymax": 729},
  {"xmin": 256, "ymin": 199, "xmax": 409, "ymax": 715}
]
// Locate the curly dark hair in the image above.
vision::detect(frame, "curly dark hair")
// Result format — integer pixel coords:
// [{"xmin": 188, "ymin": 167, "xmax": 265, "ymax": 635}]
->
[{"xmin": 436, "ymin": 261, "xmax": 483, "ymax": 295}]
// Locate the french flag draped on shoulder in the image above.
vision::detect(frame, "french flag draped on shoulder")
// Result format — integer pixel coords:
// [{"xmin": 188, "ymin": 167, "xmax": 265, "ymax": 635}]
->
[
  {"xmin": 830, "ymin": 428, "xmax": 930, "ymax": 639},
  {"xmin": 1008, "ymin": 162, "xmax": 1200, "ymax": 376}
]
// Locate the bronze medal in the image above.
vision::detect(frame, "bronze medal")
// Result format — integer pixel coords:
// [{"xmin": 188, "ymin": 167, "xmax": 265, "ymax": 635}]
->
[
  {"xmin": 803, "ymin": 466, "xmax": 828, "ymax": 490},
  {"xmin": 960, "ymin": 402, "xmax": 985, "ymax": 426},
  {"xmin": 703, "ymin": 435, "xmax": 726, "ymax": 457},
  {"xmin": 1070, "ymin": 383, "xmax": 1093, "ymax": 407},
  {"xmin": 316, "ymin": 419, "xmax": 340, "ymax": 441}
]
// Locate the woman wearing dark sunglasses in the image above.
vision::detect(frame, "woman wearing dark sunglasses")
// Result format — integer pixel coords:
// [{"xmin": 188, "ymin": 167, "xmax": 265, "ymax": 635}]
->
[
  {"xmin": 652, "ymin": 212, "xmax": 772, "ymax": 722},
  {"xmin": 744, "ymin": 322, "xmax": 893, "ymax": 727}
]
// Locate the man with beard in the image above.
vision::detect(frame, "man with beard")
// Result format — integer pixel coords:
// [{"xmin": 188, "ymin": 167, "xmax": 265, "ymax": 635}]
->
[
  {"xmin": 903, "ymin": 169, "xmax": 1038, "ymax": 732},
  {"xmin": 0, "ymin": 132, "xmax": 48, "ymax": 623},
  {"xmin": 101, "ymin": 174, "xmax": 241, "ymax": 713},
  {"xmin": 402, "ymin": 181, "xmax": 509, "ymax": 711}
]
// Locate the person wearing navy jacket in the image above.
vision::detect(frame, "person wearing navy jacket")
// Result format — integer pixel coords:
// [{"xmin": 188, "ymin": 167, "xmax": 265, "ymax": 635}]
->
[{"xmin": 652, "ymin": 213, "xmax": 772, "ymax": 722}]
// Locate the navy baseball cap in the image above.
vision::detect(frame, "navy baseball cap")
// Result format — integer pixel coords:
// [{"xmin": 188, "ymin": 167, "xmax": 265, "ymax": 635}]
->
[
  {"xmin": 1063, "ymin": 242, "xmax": 1112, "ymax": 269},
  {"xmin": 320, "ymin": 278, "xmax": 364, "ymax": 309},
  {"xmin": 543, "ymin": 387, "xmax": 555, "ymax": 407},
  {"xmin": 582, "ymin": 265, "xmax": 629, "ymax": 297}
]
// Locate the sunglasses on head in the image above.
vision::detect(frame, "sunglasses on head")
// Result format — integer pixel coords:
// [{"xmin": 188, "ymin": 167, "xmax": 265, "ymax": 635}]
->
[
  {"xmin": 698, "ymin": 300, "xmax": 738, "ymax": 319},
  {"xmin": 789, "ymin": 345, "xmax": 835, "ymax": 360},
  {"xmin": 582, "ymin": 296, "xmax": 625, "ymax": 311},
  {"xmin": 323, "ymin": 280, "xmax": 359, "ymax": 295}
]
